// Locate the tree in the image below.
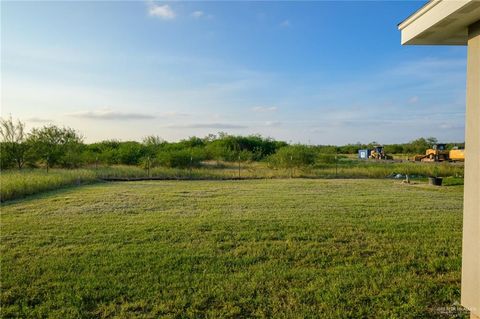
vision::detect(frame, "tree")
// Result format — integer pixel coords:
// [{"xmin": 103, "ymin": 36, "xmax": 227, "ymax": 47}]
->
[
  {"xmin": 27, "ymin": 125, "xmax": 83, "ymax": 170},
  {"xmin": 88, "ymin": 140, "xmax": 121, "ymax": 165},
  {"xmin": 267, "ymin": 145, "xmax": 316, "ymax": 169},
  {"xmin": 156, "ymin": 148, "xmax": 206, "ymax": 168},
  {"xmin": 204, "ymin": 133, "xmax": 284, "ymax": 162},
  {"xmin": 205, "ymin": 141, "xmax": 236, "ymax": 162},
  {"xmin": 143, "ymin": 135, "xmax": 164, "ymax": 148},
  {"xmin": 0, "ymin": 116, "xmax": 28, "ymax": 169},
  {"xmin": 426, "ymin": 137, "xmax": 438, "ymax": 146},
  {"xmin": 179, "ymin": 137, "xmax": 205, "ymax": 148},
  {"xmin": 117, "ymin": 141, "xmax": 145, "ymax": 165},
  {"xmin": 406, "ymin": 138, "xmax": 432, "ymax": 154}
]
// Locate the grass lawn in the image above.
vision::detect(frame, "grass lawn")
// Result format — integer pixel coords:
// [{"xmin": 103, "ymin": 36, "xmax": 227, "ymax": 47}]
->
[{"xmin": 1, "ymin": 179, "xmax": 465, "ymax": 318}]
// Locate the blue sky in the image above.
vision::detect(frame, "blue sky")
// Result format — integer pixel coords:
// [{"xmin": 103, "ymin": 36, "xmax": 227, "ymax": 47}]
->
[{"xmin": 1, "ymin": 1, "xmax": 467, "ymax": 144}]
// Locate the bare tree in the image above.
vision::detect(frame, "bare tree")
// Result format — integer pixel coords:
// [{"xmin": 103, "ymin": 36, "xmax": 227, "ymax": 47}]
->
[{"xmin": 0, "ymin": 116, "xmax": 28, "ymax": 169}]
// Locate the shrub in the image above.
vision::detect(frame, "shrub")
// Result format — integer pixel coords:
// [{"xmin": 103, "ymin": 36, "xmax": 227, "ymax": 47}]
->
[
  {"xmin": 117, "ymin": 141, "xmax": 145, "ymax": 165},
  {"xmin": 267, "ymin": 145, "xmax": 316, "ymax": 168},
  {"xmin": 157, "ymin": 148, "xmax": 206, "ymax": 168},
  {"xmin": 27, "ymin": 125, "xmax": 83, "ymax": 169},
  {"xmin": 316, "ymin": 153, "xmax": 337, "ymax": 164}
]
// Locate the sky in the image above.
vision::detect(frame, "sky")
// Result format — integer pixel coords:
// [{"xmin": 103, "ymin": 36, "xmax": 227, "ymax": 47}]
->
[{"xmin": 1, "ymin": 1, "xmax": 468, "ymax": 144}]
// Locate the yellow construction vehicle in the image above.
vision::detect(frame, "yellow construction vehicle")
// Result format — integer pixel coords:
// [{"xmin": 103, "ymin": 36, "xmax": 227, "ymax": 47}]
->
[
  {"xmin": 449, "ymin": 147, "xmax": 465, "ymax": 162},
  {"xmin": 414, "ymin": 144, "xmax": 465, "ymax": 162},
  {"xmin": 368, "ymin": 146, "xmax": 392, "ymax": 160},
  {"xmin": 424, "ymin": 143, "xmax": 449, "ymax": 162}
]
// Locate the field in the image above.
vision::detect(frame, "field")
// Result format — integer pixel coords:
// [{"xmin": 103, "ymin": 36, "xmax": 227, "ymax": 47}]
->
[
  {"xmin": 1, "ymin": 179, "xmax": 466, "ymax": 318},
  {"xmin": 0, "ymin": 161, "xmax": 464, "ymax": 202}
]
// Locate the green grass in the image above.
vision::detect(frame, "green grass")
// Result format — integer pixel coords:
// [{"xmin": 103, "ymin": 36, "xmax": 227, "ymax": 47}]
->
[
  {"xmin": 1, "ymin": 161, "xmax": 464, "ymax": 202},
  {"xmin": 1, "ymin": 179, "xmax": 466, "ymax": 318},
  {"xmin": 72, "ymin": 160, "xmax": 466, "ymax": 181},
  {"xmin": 0, "ymin": 169, "xmax": 97, "ymax": 202}
]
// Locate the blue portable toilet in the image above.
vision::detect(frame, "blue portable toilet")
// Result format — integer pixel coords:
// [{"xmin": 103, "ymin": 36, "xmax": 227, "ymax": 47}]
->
[{"xmin": 358, "ymin": 149, "xmax": 370, "ymax": 159}]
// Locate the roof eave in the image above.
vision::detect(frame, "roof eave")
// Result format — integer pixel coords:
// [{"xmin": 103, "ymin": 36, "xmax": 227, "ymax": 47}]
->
[{"xmin": 398, "ymin": 0, "xmax": 480, "ymax": 46}]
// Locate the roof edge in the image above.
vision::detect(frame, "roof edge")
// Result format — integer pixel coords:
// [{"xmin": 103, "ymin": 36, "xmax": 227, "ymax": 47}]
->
[{"xmin": 398, "ymin": 0, "xmax": 441, "ymax": 30}]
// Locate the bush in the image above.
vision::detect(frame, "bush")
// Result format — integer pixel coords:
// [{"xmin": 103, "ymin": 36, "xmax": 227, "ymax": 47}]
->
[
  {"xmin": 0, "ymin": 143, "xmax": 15, "ymax": 169},
  {"xmin": 157, "ymin": 148, "xmax": 206, "ymax": 168},
  {"xmin": 117, "ymin": 141, "xmax": 145, "ymax": 165},
  {"xmin": 27, "ymin": 125, "xmax": 83, "ymax": 169},
  {"xmin": 316, "ymin": 153, "xmax": 338, "ymax": 164},
  {"xmin": 267, "ymin": 145, "xmax": 316, "ymax": 168}
]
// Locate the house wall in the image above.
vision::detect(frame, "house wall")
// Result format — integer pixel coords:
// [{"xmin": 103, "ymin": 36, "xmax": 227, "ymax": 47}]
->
[{"xmin": 461, "ymin": 20, "xmax": 480, "ymax": 319}]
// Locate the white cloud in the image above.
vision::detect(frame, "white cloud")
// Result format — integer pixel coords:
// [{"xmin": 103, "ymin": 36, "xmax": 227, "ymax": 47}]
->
[
  {"xmin": 439, "ymin": 122, "xmax": 464, "ymax": 130},
  {"xmin": 26, "ymin": 117, "xmax": 54, "ymax": 123},
  {"xmin": 191, "ymin": 11, "xmax": 204, "ymax": 18},
  {"xmin": 252, "ymin": 106, "xmax": 277, "ymax": 113},
  {"xmin": 264, "ymin": 121, "xmax": 282, "ymax": 127},
  {"xmin": 68, "ymin": 110, "xmax": 155, "ymax": 120},
  {"xmin": 168, "ymin": 123, "xmax": 247, "ymax": 129},
  {"xmin": 408, "ymin": 96, "xmax": 419, "ymax": 104},
  {"xmin": 280, "ymin": 20, "xmax": 291, "ymax": 28},
  {"xmin": 190, "ymin": 10, "xmax": 213, "ymax": 20},
  {"xmin": 148, "ymin": 2, "xmax": 175, "ymax": 20},
  {"xmin": 159, "ymin": 111, "xmax": 190, "ymax": 117}
]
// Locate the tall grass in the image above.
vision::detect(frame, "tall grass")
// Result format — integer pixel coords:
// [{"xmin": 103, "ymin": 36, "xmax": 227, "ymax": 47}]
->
[
  {"xmin": 308, "ymin": 161, "xmax": 464, "ymax": 178},
  {"xmin": 0, "ymin": 161, "xmax": 463, "ymax": 202},
  {"xmin": 0, "ymin": 169, "xmax": 97, "ymax": 202},
  {"xmin": 97, "ymin": 162, "xmax": 464, "ymax": 180}
]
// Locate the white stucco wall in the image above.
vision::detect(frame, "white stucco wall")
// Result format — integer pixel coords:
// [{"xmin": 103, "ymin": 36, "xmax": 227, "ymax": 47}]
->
[{"xmin": 461, "ymin": 20, "xmax": 480, "ymax": 319}]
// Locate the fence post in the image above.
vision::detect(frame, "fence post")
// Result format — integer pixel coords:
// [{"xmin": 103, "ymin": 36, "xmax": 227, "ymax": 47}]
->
[
  {"xmin": 290, "ymin": 155, "xmax": 293, "ymax": 178},
  {"xmin": 335, "ymin": 152, "xmax": 338, "ymax": 178},
  {"xmin": 147, "ymin": 156, "xmax": 151, "ymax": 177},
  {"xmin": 238, "ymin": 154, "xmax": 241, "ymax": 179},
  {"xmin": 190, "ymin": 155, "xmax": 193, "ymax": 177}
]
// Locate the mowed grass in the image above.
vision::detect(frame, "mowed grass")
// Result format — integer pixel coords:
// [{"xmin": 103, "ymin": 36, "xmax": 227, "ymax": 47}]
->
[{"xmin": 1, "ymin": 179, "xmax": 465, "ymax": 318}]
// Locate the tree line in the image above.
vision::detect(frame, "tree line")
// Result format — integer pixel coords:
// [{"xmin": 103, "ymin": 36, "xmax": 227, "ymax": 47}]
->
[{"xmin": 0, "ymin": 117, "xmax": 464, "ymax": 170}]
